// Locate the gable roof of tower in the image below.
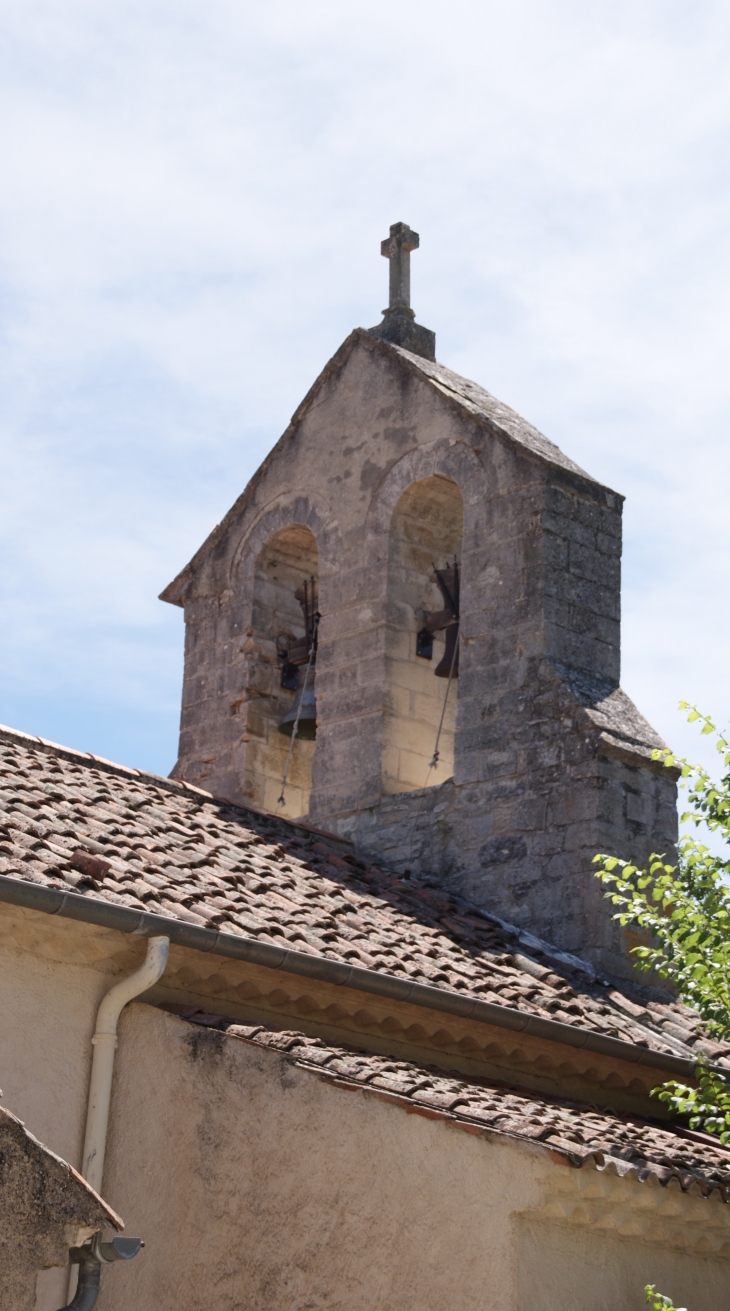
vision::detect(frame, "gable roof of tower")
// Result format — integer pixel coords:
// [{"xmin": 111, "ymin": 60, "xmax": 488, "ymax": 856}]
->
[
  {"xmin": 0, "ymin": 723, "xmax": 723, "ymax": 1074},
  {"xmin": 161, "ymin": 328, "xmax": 614, "ymax": 607}
]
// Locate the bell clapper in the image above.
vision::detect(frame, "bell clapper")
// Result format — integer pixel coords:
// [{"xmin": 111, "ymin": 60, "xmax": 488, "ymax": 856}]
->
[{"xmin": 423, "ymin": 559, "xmax": 460, "ymax": 783}]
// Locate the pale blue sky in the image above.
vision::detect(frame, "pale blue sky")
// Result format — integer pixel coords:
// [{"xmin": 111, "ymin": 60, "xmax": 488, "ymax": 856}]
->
[{"xmin": 1, "ymin": 1, "xmax": 728, "ymax": 815}]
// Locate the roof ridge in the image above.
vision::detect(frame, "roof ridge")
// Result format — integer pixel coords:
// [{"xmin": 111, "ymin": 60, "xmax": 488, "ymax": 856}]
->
[{"xmin": 0, "ymin": 722, "xmax": 214, "ymax": 797}]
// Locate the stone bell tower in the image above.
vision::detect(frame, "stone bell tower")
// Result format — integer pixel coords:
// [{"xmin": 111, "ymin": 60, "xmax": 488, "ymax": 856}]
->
[{"xmin": 161, "ymin": 222, "xmax": 677, "ymax": 979}]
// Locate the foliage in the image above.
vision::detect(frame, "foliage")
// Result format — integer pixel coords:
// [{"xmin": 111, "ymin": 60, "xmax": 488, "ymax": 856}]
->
[
  {"xmin": 645, "ymin": 1284, "xmax": 685, "ymax": 1311},
  {"xmin": 653, "ymin": 1062, "xmax": 730, "ymax": 1144},
  {"xmin": 593, "ymin": 704, "xmax": 730, "ymax": 1141}
]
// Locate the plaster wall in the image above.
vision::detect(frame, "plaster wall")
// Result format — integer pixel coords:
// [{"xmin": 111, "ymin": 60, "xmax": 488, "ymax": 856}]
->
[
  {"xmin": 0, "ymin": 926, "xmax": 728, "ymax": 1311},
  {"xmin": 0, "ymin": 926, "xmax": 122, "ymax": 1309},
  {"xmin": 516, "ymin": 1216, "xmax": 730, "ymax": 1311},
  {"xmin": 92, "ymin": 1002, "xmax": 730, "ymax": 1311},
  {"xmin": 0, "ymin": 924, "xmax": 104, "ymax": 1163}
]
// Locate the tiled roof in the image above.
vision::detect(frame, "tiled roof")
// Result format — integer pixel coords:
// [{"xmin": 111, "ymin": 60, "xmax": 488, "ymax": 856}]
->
[
  {"xmin": 161, "ymin": 1004, "xmax": 730, "ymax": 1201},
  {"xmin": 0, "ymin": 725, "xmax": 726, "ymax": 1067},
  {"xmin": 0, "ymin": 1104, "xmax": 122, "ymax": 1228},
  {"xmin": 552, "ymin": 662, "xmax": 669, "ymax": 760}
]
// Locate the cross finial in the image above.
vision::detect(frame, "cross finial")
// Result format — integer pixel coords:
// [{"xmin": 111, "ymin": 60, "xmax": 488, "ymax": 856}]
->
[
  {"xmin": 381, "ymin": 222, "xmax": 420, "ymax": 313},
  {"xmin": 369, "ymin": 221, "xmax": 435, "ymax": 360}
]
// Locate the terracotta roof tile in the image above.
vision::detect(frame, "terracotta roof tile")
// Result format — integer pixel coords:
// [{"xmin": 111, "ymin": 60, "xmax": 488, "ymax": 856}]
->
[
  {"xmin": 163, "ymin": 1005, "xmax": 730, "ymax": 1198},
  {"xmin": 0, "ymin": 726, "xmax": 725, "ymax": 1067}
]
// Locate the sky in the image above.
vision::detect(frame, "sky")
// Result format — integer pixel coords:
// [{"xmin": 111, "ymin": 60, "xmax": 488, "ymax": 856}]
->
[{"xmin": 0, "ymin": 1, "xmax": 728, "ymax": 831}]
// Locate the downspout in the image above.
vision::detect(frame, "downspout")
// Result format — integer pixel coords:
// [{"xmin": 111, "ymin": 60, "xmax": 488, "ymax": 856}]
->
[
  {"xmin": 81, "ymin": 934, "xmax": 169, "ymax": 1192},
  {"xmin": 60, "ymin": 935, "xmax": 169, "ymax": 1310},
  {"xmin": 60, "ymin": 1253, "xmax": 100, "ymax": 1311},
  {"xmin": 59, "ymin": 1237, "xmax": 144, "ymax": 1311}
]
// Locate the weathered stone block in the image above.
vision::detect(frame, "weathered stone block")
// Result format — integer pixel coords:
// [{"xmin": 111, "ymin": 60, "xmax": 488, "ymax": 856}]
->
[
  {"xmin": 163, "ymin": 330, "xmax": 675, "ymax": 980},
  {"xmin": 568, "ymin": 542, "xmax": 621, "ymax": 589}
]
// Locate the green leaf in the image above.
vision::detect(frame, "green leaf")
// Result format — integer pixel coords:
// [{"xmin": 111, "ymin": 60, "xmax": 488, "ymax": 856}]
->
[
  {"xmin": 594, "ymin": 705, "xmax": 730, "ymax": 1154},
  {"xmin": 645, "ymin": 1284, "xmax": 685, "ymax": 1310}
]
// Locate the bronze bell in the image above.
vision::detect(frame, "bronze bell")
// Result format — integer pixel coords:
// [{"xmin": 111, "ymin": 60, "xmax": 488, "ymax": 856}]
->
[
  {"xmin": 434, "ymin": 621, "xmax": 459, "ymax": 678},
  {"xmin": 278, "ymin": 684, "xmax": 317, "ymax": 739},
  {"xmin": 431, "ymin": 561, "xmax": 460, "ymax": 678}
]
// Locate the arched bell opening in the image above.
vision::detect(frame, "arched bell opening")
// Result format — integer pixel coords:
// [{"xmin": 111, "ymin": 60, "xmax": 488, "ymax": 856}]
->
[
  {"xmin": 246, "ymin": 524, "xmax": 319, "ymax": 819},
  {"xmin": 383, "ymin": 475, "xmax": 464, "ymax": 795}
]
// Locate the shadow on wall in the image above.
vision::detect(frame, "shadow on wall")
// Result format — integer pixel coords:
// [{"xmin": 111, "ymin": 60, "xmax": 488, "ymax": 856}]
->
[
  {"xmin": 245, "ymin": 524, "xmax": 319, "ymax": 820},
  {"xmin": 384, "ymin": 475, "xmax": 463, "ymax": 795}
]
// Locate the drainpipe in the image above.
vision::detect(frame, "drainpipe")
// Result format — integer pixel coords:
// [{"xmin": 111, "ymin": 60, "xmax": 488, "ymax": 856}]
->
[
  {"xmin": 81, "ymin": 934, "xmax": 170, "ymax": 1192},
  {"xmin": 58, "ymin": 1237, "xmax": 144, "ymax": 1311},
  {"xmin": 59, "ymin": 935, "xmax": 169, "ymax": 1310}
]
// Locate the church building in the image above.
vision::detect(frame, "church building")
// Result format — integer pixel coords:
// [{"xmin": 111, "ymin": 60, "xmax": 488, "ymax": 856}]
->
[
  {"xmin": 162, "ymin": 220, "xmax": 676, "ymax": 983},
  {"xmin": 0, "ymin": 226, "xmax": 727, "ymax": 1311}
]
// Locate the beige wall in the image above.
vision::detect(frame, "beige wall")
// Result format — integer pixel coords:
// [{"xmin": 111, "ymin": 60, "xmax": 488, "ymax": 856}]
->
[
  {"xmin": 517, "ymin": 1218, "xmax": 730, "ymax": 1311},
  {"xmin": 97, "ymin": 1006, "xmax": 730, "ymax": 1311},
  {"xmin": 102, "ymin": 1004, "xmax": 533, "ymax": 1311},
  {"xmin": 0, "ymin": 912, "xmax": 128, "ymax": 1309},
  {"xmin": 0, "ymin": 913, "xmax": 728, "ymax": 1311}
]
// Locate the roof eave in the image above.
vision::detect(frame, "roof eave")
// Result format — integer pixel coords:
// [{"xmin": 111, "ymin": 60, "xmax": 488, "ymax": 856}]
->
[{"xmin": 0, "ymin": 872, "xmax": 701, "ymax": 1086}]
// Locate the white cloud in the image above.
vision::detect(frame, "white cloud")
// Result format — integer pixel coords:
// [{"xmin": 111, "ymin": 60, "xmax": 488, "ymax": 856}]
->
[{"xmin": 0, "ymin": 0, "xmax": 728, "ymax": 797}]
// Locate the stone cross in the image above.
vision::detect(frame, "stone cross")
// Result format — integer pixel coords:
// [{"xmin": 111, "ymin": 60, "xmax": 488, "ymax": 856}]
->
[{"xmin": 381, "ymin": 222, "xmax": 420, "ymax": 313}]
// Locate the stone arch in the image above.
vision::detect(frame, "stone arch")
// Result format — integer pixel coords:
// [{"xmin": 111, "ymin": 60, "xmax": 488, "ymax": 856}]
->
[
  {"xmin": 382, "ymin": 475, "xmax": 464, "ymax": 794},
  {"xmin": 244, "ymin": 522, "xmax": 319, "ymax": 819},
  {"xmin": 364, "ymin": 439, "xmax": 484, "ymax": 546},
  {"xmin": 228, "ymin": 492, "xmax": 336, "ymax": 594}
]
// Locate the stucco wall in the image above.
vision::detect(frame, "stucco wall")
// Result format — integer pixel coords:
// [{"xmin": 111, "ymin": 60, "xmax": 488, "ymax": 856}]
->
[
  {"xmin": 516, "ymin": 1217, "xmax": 730, "ymax": 1311},
  {"xmin": 101, "ymin": 1004, "xmax": 536, "ymax": 1310},
  {"xmin": 0, "ymin": 935, "xmax": 100, "ymax": 1164},
  {"xmin": 0, "ymin": 916, "xmax": 123, "ymax": 1309},
  {"xmin": 100, "ymin": 1004, "xmax": 730, "ymax": 1311},
  {"xmin": 1, "ymin": 926, "xmax": 728, "ymax": 1311}
]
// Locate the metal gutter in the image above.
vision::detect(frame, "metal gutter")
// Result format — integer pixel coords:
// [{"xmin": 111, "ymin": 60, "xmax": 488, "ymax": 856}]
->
[{"xmin": 0, "ymin": 874, "xmax": 699, "ymax": 1080}]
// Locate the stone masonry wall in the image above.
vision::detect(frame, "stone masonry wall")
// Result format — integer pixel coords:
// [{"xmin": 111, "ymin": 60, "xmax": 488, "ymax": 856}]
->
[
  {"xmin": 543, "ymin": 478, "xmax": 622, "ymax": 682},
  {"xmin": 331, "ymin": 658, "xmax": 678, "ymax": 981},
  {"xmin": 165, "ymin": 331, "xmax": 676, "ymax": 978}
]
